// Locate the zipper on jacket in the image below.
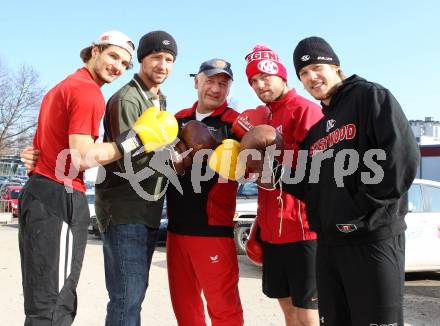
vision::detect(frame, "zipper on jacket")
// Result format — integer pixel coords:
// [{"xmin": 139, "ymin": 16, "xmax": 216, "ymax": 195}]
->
[
  {"xmin": 277, "ymin": 190, "xmax": 284, "ymax": 237},
  {"xmin": 297, "ymin": 198, "xmax": 305, "ymax": 240}
]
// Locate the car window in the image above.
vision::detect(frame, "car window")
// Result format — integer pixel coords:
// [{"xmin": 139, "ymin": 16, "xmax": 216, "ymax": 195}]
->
[
  {"xmin": 424, "ymin": 185, "xmax": 440, "ymax": 212},
  {"xmin": 86, "ymin": 194, "xmax": 95, "ymax": 205},
  {"xmin": 11, "ymin": 190, "xmax": 21, "ymax": 199},
  {"xmin": 408, "ymin": 184, "xmax": 423, "ymax": 212},
  {"xmin": 238, "ymin": 182, "xmax": 258, "ymax": 197}
]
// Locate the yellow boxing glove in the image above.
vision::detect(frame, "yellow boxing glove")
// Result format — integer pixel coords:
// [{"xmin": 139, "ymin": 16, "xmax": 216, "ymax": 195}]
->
[
  {"xmin": 208, "ymin": 139, "xmax": 245, "ymax": 181},
  {"xmin": 116, "ymin": 107, "xmax": 178, "ymax": 155}
]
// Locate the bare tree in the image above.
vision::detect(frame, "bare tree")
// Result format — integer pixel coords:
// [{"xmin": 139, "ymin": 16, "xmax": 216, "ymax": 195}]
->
[{"xmin": 0, "ymin": 61, "xmax": 44, "ymax": 155}]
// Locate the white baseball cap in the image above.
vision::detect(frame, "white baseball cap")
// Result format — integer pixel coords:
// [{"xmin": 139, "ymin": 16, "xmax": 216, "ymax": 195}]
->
[{"xmin": 94, "ymin": 30, "xmax": 135, "ymax": 57}]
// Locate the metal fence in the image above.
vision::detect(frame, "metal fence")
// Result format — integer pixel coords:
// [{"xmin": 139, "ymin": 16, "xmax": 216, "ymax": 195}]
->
[{"xmin": 0, "ymin": 160, "xmax": 26, "ymax": 177}]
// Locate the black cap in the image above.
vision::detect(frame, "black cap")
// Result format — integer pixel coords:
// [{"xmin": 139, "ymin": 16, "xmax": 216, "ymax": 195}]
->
[
  {"xmin": 137, "ymin": 31, "xmax": 177, "ymax": 63},
  {"xmin": 293, "ymin": 36, "xmax": 340, "ymax": 79},
  {"xmin": 189, "ymin": 58, "xmax": 233, "ymax": 80}
]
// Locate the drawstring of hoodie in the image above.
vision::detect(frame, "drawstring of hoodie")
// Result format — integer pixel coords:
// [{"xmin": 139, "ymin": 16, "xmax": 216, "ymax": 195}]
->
[{"xmin": 275, "ymin": 163, "xmax": 284, "ymax": 237}]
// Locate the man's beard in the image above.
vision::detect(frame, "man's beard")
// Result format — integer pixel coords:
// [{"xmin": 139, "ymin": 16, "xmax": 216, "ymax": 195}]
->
[
  {"xmin": 146, "ymin": 71, "xmax": 167, "ymax": 86},
  {"xmin": 259, "ymin": 86, "xmax": 286, "ymax": 104}
]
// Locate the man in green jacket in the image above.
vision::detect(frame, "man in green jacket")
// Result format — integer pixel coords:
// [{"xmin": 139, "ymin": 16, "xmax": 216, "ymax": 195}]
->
[{"xmin": 94, "ymin": 30, "xmax": 177, "ymax": 326}]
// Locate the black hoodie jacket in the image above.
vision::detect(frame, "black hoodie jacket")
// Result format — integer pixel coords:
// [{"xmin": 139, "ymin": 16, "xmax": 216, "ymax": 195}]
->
[{"xmin": 282, "ymin": 75, "xmax": 420, "ymax": 245}]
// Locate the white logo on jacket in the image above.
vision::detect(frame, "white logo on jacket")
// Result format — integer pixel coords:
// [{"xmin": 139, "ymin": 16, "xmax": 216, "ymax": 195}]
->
[
  {"xmin": 336, "ymin": 224, "xmax": 357, "ymax": 233},
  {"xmin": 326, "ymin": 119, "xmax": 336, "ymax": 132},
  {"xmin": 210, "ymin": 255, "xmax": 219, "ymax": 263}
]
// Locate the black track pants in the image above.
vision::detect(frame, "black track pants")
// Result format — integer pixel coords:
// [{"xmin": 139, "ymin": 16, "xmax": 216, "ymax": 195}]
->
[{"xmin": 18, "ymin": 174, "xmax": 89, "ymax": 326}]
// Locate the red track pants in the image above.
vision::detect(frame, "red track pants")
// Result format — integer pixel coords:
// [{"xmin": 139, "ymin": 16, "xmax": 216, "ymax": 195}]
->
[{"xmin": 167, "ymin": 232, "xmax": 244, "ymax": 326}]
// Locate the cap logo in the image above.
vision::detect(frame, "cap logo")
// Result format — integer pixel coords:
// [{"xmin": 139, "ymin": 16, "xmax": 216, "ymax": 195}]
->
[
  {"xmin": 301, "ymin": 55, "xmax": 310, "ymax": 62},
  {"xmin": 213, "ymin": 60, "xmax": 226, "ymax": 68},
  {"xmin": 96, "ymin": 31, "xmax": 134, "ymax": 56},
  {"xmin": 257, "ymin": 60, "xmax": 279, "ymax": 74},
  {"xmin": 162, "ymin": 40, "xmax": 171, "ymax": 45}
]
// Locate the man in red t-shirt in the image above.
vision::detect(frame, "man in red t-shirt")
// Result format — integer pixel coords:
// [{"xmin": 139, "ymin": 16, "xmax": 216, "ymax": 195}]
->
[
  {"xmin": 18, "ymin": 31, "xmax": 135, "ymax": 326},
  {"xmin": 244, "ymin": 45, "xmax": 323, "ymax": 326}
]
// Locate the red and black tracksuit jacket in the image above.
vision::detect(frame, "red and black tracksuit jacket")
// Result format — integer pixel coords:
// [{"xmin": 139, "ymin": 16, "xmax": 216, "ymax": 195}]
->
[
  {"xmin": 166, "ymin": 101, "xmax": 239, "ymax": 238},
  {"xmin": 257, "ymin": 89, "xmax": 323, "ymax": 244}
]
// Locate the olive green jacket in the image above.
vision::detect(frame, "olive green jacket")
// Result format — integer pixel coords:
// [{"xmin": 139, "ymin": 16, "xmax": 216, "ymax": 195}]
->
[{"xmin": 95, "ymin": 74, "xmax": 167, "ymax": 231}]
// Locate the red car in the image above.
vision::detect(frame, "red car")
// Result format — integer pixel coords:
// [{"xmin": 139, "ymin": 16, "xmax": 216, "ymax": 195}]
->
[{"xmin": 1, "ymin": 185, "xmax": 23, "ymax": 217}]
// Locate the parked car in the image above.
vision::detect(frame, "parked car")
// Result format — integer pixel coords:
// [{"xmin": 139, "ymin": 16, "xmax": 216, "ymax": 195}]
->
[
  {"xmin": 86, "ymin": 189, "xmax": 100, "ymax": 238},
  {"xmin": 0, "ymin": 182, "xmax": 22, "ymax": 196},
  {"xmin": 9, "ymin": 187, "xmax": 22, "ymax": 217},
  {"xmin": 156, "ymin": 204, "xmax": 168, "ymax": 245},
  {"xmin": 233, "ymin": 182, "xmax": 258, "ymax": 254},
  {"xmin": 405, "ymin": 179, "xmax": 440, "ymax": 272},
  {"xmin": 0, "ymin": 185, "xmax": 23, "ymax": 216}
]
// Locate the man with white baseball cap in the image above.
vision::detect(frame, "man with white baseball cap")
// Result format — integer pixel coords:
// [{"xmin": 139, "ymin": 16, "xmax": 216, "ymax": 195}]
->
[
  {"xmin": 18, "ymin": 30, "xmax": 135, "ymax": 326},
  {"xmin": 79, "ymin": 30, "xmax": 135, "ymax": 82}
]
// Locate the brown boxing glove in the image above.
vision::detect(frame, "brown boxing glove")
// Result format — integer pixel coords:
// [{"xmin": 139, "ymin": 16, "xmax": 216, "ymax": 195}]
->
[
  {"xmin": 170, "ymin": 140, "xmax": 193, "ymax": 175},
  {"xmin": 239, "ymin": 124, "xmax": 283, "ymax": 175},
  {"xmin": 180, "ymin": 120, "xmax": 219, "ymax": 160}
]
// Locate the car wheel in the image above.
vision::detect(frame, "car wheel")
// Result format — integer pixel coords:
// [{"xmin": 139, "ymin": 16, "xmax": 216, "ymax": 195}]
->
[{"xmin": 234, "ymin": 222, "xmax": 251, "ymax": 255}]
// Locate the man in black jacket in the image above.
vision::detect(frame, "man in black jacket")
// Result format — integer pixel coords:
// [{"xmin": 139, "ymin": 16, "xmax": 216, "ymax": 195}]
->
[{"xmin": 283, "ymin": 37, "xmax": 419, "ymax": 326}]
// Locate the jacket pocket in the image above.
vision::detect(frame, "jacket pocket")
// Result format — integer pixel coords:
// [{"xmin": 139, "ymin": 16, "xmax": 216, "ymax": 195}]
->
[{"xmin": 314, "ymin": 185, "xmax": 365, "ymax": 235}]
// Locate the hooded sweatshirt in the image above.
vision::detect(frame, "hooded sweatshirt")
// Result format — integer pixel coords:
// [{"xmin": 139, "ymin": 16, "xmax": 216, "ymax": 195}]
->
[{"xmin": 283, "ymin": 75, "xmax": 420, "ymax": 245}]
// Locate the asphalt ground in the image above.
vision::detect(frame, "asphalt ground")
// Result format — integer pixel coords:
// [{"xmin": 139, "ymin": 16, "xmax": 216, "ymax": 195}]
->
[{"xmin": 1, "ymin": 222, "xmax": 439, "ymax": 325}]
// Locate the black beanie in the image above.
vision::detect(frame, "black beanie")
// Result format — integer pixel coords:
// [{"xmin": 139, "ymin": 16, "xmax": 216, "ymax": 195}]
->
[
  {"xmin": 293, "ymin": 36, "xmax": 339, "ymax": 79},
  {"xmin": 137, "ymin": 31, "xmax": 178, "ymax": 63}
]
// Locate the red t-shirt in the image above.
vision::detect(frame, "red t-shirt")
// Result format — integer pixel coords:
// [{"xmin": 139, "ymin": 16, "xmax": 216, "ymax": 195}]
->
[{"xmin": 33, "ymin": 67, "xmax": 105, "ymax": 192}]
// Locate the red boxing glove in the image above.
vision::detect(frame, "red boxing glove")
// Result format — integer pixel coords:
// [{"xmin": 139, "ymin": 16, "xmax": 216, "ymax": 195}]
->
[
  {"xmin": 232, "ymin": 105, "xmax": 271, "ymax": 139},
  {"xmin": 246, "ymin": 220, "xmax": 263, "ymax": 266}
]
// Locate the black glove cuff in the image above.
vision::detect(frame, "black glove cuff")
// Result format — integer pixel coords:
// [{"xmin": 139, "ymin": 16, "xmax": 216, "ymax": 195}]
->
[{"xmin": 115, "ymin": 129, "xmax": 143, "ymax": 155}]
